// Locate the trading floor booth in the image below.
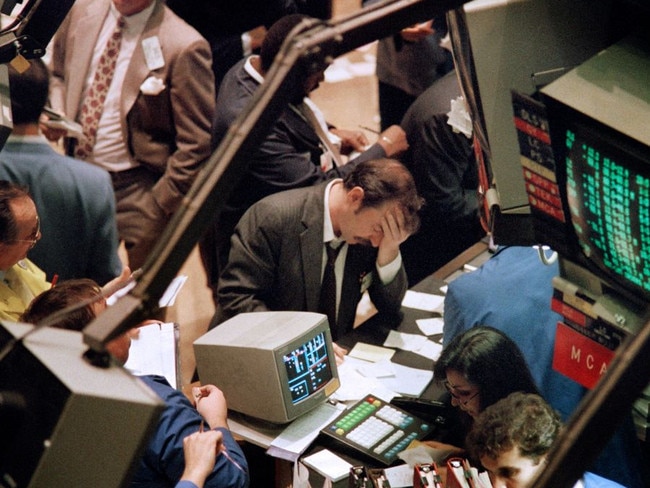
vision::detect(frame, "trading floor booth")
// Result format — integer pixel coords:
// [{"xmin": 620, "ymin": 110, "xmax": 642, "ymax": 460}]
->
[{"xmin": 3, "ymin": 0, "xmax": 650, "ymax": 486}]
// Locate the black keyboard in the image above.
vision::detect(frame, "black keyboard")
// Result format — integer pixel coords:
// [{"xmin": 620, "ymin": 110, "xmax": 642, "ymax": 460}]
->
[{"xmin": 321, "ymin": 395, "xmax": 434, "ymax": 465}]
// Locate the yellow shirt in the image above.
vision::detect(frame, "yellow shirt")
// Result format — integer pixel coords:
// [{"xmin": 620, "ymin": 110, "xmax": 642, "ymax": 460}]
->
[{"xmin": 0, "ymin": 259, "xmax": 50, "ymax": 322}]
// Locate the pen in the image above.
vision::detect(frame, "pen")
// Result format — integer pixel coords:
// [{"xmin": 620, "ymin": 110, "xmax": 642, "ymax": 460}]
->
[
  {"xmin": 220, "ymin": 446, "xmax": 246, "ymax": 474},
  {"xmin": 198, "ymin": 419, "xmax": 246, "ymax": 474},
  {"xmin": 193, "ymin": 386, "xmax": 204, "ymax": 402},
  {"xmin": 359, "ymin": 124, "xmax": 380, "ymax": 134},
  {"xmin": 50, "ymin": 274, "xmax": 59, "ymax": 288}
]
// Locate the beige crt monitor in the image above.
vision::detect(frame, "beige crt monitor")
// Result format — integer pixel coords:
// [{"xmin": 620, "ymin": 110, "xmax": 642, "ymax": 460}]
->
[
  {"xmin": 194, "ymin": 311, "xmax": 340, "ymax": 424},
  {"xmin": 0, "ymin": 322, "xmax": 164, "ymax": 488}
]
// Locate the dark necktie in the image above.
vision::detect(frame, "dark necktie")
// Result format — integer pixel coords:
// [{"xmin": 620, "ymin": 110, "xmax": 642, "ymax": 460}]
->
[
  {"xmin": 75, "ymin": 16, "xmax": 126, "ymax": 159},
  {"xmin": 319, "ymin": 242, "xmax": 342, "ymax": 339}
]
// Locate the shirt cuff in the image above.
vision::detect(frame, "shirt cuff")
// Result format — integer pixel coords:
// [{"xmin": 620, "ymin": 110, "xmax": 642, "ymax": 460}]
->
[
  {"xmin": 175, "ymin": 481, "xmax": 198, "ymax": 488},
  {"xmin": 241, "ymin": 32, "xmax": 252, "ymax": 56},
  {"xmin": 377, "ymin": 252, "xmax": 402, "ymax": 284}
]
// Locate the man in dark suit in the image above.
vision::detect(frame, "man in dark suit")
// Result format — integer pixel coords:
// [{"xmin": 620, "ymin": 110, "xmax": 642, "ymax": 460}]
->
[
  {"xmin": 201, "ymin": 14, "xmax": 408, "ymax": 305},
  {"xmin": 400, "ymin": 70, "xmax": 483, "ymax": 285},
  {"xmin": 165, "ymin": 0, "xmax": 298, "ymax": 92},
  {"xmin": 214, "ymin": 159, "xmax": 423, "ymax": 350},
  {"xmin": 48, "ymin": 0, "xmax": 215, "ymax": 269}
]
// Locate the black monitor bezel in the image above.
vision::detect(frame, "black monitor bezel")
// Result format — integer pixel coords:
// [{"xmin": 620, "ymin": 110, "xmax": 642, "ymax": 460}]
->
[{"xmin": 545, "ymin": 95, "xmax": 650, "ymax": 304}]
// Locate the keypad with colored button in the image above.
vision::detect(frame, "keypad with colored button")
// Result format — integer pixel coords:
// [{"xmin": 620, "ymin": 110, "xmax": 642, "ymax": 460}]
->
[{"xmin": 321, "ymin": 395, "xmax": 434, "ymax": 465}]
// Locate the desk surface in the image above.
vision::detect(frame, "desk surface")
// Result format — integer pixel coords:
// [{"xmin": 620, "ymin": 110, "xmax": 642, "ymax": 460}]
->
[
  {"xmin": 232, "ymin": 240, "xmax": 492, "ymax": 487},
  {"xmin": 225, "ymin": 273, "xmax": 448, "ymax": 452}
]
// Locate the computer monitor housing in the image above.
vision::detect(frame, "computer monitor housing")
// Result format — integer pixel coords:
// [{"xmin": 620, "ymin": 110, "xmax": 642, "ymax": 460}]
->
[
  {"xmin": 537, "ymin": 36, "xmax": 650, "ymax": 306},
  {"xmin": 463, "ymin": 0, "xmax": 615, "ymax": 211},
  {"xmin": 0, "ymin": 322, "xmax": 163, "ymax": 488},
  {"xmin": 194, "ymin": 311, "xmax": 340, "ymax": 424}
]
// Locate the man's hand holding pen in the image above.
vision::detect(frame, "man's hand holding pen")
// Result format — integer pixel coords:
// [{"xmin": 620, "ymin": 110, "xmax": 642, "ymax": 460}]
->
[
  {"xmin": 191, "ymin": 385, "xmax": 247, "ymax": 475},
  {"xmin": 191, "ymin": 384, "xmax": 229, "ymax": 430}
]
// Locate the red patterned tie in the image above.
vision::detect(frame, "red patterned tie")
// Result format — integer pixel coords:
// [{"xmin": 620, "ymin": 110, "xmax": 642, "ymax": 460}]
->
[{"xmin": 75, "ymin": 16, "xmax": 126, "ymax": 159}]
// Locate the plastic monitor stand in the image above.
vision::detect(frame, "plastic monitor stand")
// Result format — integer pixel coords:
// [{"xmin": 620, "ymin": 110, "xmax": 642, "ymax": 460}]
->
[{"xmin": 321, "ymin": 395, "xmax": 435, "ymax": 466}]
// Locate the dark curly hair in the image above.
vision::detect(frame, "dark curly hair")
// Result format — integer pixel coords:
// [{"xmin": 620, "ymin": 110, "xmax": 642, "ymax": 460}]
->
[
  {"xmin": 260, "ymin": 14, "xmax": 314, "ymax": 72},
  {"xmin": 467, "ymin": 391, "xmax": 562, "ymax": 464}
]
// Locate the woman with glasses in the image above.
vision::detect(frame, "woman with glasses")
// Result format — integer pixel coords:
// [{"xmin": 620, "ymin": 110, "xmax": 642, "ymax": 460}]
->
[
  {"xmin": 435, "ymin": 326, "xmax": 539, "ymax": 417},
  {"xmin": 426, "ymin": 326, "xmax": 539, "ymax": 452}
]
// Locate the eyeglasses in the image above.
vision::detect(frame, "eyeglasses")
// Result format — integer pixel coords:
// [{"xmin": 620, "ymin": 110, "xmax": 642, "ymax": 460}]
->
[
  {"xmin": 10, "ymin": 216, "xmax": 41, "ymax": 249},
  {"xmin": 444, "ymin": 380, "xmax": 479, "ymax": 406}
]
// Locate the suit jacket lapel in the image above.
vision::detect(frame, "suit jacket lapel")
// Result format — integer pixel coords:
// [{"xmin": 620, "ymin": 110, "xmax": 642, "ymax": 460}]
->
[
  {"xmin": 288, "ymin": 104, "xmax": 319, "ymax": 142},
  {"xmin": 121, "ymin": 0, "xmax": 164, "ymax": 122},
  {"xmin": 300, "ymin": 186, "xmax": 326, "ymax": 313}
]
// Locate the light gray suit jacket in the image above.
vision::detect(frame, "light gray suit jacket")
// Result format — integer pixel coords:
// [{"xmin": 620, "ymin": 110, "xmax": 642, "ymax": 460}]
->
[
  {"xmin": 49, "ymin": 0, "xmax": 215, "ymax": 215},
  {"xmin": 215, "ymin": 183, "xmax": 408, "ymax": 339}
]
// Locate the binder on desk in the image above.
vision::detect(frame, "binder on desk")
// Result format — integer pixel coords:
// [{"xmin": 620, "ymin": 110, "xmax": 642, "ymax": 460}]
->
[
  {"xmin": 446, "ymin": 458, "xmax": 492, "ymax": 488},
  {"xmin": 414, "ymin": 463, "xmax": 442, "ymax": 488},
  {"xmin": 348, "ymin": 466, "xmax": 391, "ymax": 488}
]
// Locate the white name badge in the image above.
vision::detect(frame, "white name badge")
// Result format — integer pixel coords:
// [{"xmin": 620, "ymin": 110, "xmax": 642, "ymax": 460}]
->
[{"xmin": 142, "ymin": 36, "xmax": 165, "ymax": 71}]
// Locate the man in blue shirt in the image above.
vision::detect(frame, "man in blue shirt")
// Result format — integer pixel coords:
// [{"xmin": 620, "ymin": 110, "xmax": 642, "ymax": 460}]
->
[{"xmin": 21, "ymin": 278, "xmax": 249, "ymax": 488}]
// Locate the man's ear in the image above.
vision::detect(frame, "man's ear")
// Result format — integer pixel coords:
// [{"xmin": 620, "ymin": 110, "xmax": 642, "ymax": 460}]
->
[{"xmin": 346, "ymin": 186, "xmax": 365, "ymax": 208}]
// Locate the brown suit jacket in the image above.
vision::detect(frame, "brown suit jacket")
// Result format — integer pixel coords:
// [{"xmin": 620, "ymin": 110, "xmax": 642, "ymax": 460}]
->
[{"xmin": 49, "ymin": 0, "xmax": 215, "ymax": 215}]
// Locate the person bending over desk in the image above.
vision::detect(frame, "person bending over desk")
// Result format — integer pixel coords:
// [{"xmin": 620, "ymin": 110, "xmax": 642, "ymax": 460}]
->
[
  {"xmin": 424, "ymin": 326, "xmax": 539, "ymax": 453},
  {"xmin": 21, "ymin": 279, "xmax": 249, "ymax": 488},
  {"xmin": 200, "ymin": 14, "xmax": 409, "ymax": 306},
  {"xmin": 442, "ymin": 246, "xmax": 648, "ymax": 487},
  {"xmin": 214, "ymin": 159, "xmax": 423, "ymax": 356},
  {"xmin": 467, "ymin": 392, "xmax": 625, "ymax": 488}
]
